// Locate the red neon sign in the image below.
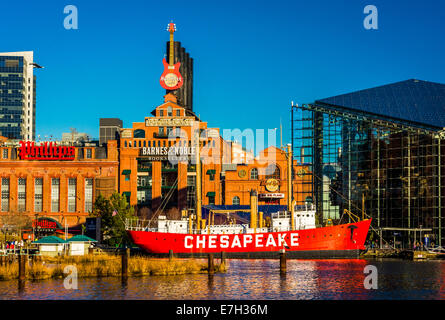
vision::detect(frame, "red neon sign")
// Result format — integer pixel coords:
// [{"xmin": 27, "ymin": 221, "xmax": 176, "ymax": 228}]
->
[
  {"xmin": 19, "ymin": 141, "xmax": 75, "ymax": 160},
  {"xmin": 32, "ymin": 219, "xmax": 57, "ymax": 229}
]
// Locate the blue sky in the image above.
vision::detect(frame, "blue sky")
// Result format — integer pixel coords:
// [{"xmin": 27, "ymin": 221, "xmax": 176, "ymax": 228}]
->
[{"xmin": 1, "ymin": 0, "xmax": 445, "ymax": 147}]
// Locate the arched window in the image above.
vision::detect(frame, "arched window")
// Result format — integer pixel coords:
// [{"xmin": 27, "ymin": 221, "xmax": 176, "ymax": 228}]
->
[
  {"xmin": 232, "ymin": 196, "xmax": 240, "ymax": 205},
  {"xmin": 134, "ymin": 129, "xmax": 145, "ymax": 139},
  {"xmin": 167, "ymin": 106, "xmax": 173, "ymax": 117},
  {"xmin": 264, "ymin": 164, "xmax": 280, "ymax": 180},
  {"xmin": 250, "ymin": 168, "xmax": 258, "ymax": 180},
  {"xmin": 124, "ymin": 141, "xmax": 127, "ymax": 148}
]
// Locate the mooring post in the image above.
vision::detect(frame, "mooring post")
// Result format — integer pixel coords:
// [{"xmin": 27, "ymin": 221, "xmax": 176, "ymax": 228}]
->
[
  {"xmin": 280, "ymin": 250, "xmax": 287, "ymax": 274},
  {"xmin": 18, "ymin": 254, "xmax": 26, "ymax": 281},
  {"xmin": 169, "ymin": 249, "xmax": 173, "ymax": 261},
  {"xmin": 208, "ymin": 253, "xmax": 215, "ymax": 275},
  {"xmin": 220, "ymin": 251, "xmax": 225, "ymax": 266},
  {"xmin": 121, "ymin": 247, "xmax": 130, "ymax": 279}
]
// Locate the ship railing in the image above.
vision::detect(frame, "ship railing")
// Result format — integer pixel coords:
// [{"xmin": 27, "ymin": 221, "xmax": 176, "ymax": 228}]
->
[
  {"xmin": 294, "ymin": 204, "xmax": 315, "ymax": 212},
  {"xmin": 125, "ymin": 218, "xmax": 154, "ymax": 231},
  {"xmin": 271, "ymin": 211, "xmax": 290, "ymax": 219}
]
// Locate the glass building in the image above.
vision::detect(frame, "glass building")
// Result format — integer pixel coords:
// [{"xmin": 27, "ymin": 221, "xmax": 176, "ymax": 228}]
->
[
  {"xmin": 292, "ymin": 79, "xmax": 445, "ymax": 248},
  {"xmin": 0, "ymin": 51, "xmax": 37, "ymax": 141}
]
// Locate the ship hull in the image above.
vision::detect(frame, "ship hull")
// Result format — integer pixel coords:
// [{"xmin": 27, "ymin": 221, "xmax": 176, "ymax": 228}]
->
[{"xmin": 127, "ymin": 219, "xmax": 371, "ymax": 259}]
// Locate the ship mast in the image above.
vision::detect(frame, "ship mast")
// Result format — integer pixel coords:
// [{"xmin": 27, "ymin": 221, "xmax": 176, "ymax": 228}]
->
[
  {"xmin": 195, "ymin": 129, "xmax": 202, "ymax": 231},
  {"xmin": 287, "ymin": 144, "xmax": 294, "ymax": 230}
]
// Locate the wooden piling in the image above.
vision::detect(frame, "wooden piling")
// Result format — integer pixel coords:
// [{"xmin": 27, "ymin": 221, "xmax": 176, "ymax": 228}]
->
[
  {"xmin": 169, "ymin": 249, "xmax": 174, "ymax": 261},
  {"xmin": 220, "ymin": 251, "xmax": 225, "ymax": 265},
  {"xmin": 280, "ymin": 250, "xmax": 287, "ymax": 274},
  {"xmin": 208, "ymin": 253, "xmax": 215, "ymax": 275},
  {"xmin": 121, "ymin": 248, "xmax": 130, "ymax": 279},
  {"xmin": 18, "ymin": 254, "xmax": 26, "ymax": 281}
]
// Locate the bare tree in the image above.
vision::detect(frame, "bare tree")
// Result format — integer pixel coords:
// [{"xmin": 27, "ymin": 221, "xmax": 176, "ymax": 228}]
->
[
  {"xmin": 166, "ymin": 207, "xmax": 181, "ymax": 220},
  {"xmin": 137, "ymin": 207, "xmax": 153, "ymax": 220},
  {"xmin": 0, "ymin": 211, "xmax": 32, "ymax": 238}
]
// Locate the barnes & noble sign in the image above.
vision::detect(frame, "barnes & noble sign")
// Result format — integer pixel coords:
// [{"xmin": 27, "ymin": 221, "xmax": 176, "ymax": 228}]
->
[{"xmin": 139, "ymin": 146, "xmax": 196, "ymax": 161}]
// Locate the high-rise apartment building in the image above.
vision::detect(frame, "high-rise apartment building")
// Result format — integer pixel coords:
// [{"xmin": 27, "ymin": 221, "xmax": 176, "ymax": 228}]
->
[{"xmin": 0, "ymin": 51, "xmax": 38, "ymax": 141}]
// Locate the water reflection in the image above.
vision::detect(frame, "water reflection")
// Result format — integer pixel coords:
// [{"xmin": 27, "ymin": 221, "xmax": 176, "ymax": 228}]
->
[{"xmin": 0, "ymin": 259, "xmax": 444, "ymax": 300}]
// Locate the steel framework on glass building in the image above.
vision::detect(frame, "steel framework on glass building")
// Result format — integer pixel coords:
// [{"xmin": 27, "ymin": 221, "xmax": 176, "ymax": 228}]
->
[{"xmin": 291, "ymin": 102, "xmax": 445, "ymax": 248}]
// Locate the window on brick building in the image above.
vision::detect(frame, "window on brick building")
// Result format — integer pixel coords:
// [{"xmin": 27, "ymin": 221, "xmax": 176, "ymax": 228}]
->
[
  {"xmin": 51, "ymin": 178, "xmax": 60, "ymax": 212},
  {"xmin": 250, "ymin": 168, "xmax": 258, "ymax": 180},
  {"xmin": 85, "ymin": 178, "xmax": 93, "ymax": 212},
  {"xmin": 1, "ymin": 178, "xmax": 10, "ymax": 212},
  {"xmin": 68, "ymin": 178, "xmax": 77, "ymax": 212},
  {"xmin": 34, "ymin": 178, "xmax": 43, "ymax": 212},
  {"xmin": 17, "ymin": 178, "xmax": 26, "ymax": 212}
]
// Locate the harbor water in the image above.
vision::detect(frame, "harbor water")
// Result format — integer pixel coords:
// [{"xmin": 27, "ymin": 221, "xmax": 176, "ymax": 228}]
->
[{"xmin": 0, "ymin": 259, "xmax": 444, "ymax": 300}]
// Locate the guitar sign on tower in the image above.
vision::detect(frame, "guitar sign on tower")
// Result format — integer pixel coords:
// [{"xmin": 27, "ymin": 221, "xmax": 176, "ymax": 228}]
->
[{"xmin": 160, "ymin": 22, "xmax": 184, "ymax": 90}]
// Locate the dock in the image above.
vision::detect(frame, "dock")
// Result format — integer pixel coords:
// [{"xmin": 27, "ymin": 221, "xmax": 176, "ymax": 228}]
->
[{"xmin": 361, "ymin": 248, "xmax": 445, "ymax": 260}]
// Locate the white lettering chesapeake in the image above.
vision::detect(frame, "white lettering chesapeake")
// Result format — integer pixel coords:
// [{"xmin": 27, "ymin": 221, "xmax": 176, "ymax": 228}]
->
[
  {"xmin": 255, "ymin": 234, "xmax": 264, "ymax": 247},
  {"xmin": 220, "ymin": 235, "xmax": 229, "ymax": 248},
  {"xmin": 184, "ymin": 236, "xmax": 193, "ymax": 249},
  {"xmin": 196, "ymin": 236, "xmax": 206, "ymax": 249},
  {"xmin": 243, "ymin": 234, "xmax": 253, "ymax": 247},
  {"xmin": 208, "ymin": 235, "xmax": 217, "ymax": 249},
  {"xmin": 231, "ymin": 235, "xmax": 242, "ymax": 248},
  {"xmin": 278, "ymin": 234, "xmax": 287, "ymax": 247},
  {"xmin": 291, "ymin": 233, "xmax": 299, "ymax": 247},
  {"xmin": 265, "ymin": 234, "xmax": 276, "ymax": 247}
]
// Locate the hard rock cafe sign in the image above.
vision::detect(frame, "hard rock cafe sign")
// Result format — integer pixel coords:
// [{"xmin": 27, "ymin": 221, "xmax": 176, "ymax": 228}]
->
[
  {"xmin": 18, "ymin": 141, "xmax": 75, "ymax": 161},
  {"xmin": 265, "ymin": 178, "xmax": 280, "ymax": 192},
  {"xmin": 159, "ymin": 22, "xmax": 184, "ymax": 90}
]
